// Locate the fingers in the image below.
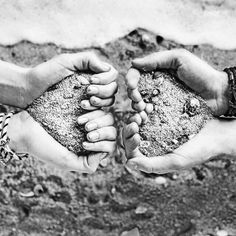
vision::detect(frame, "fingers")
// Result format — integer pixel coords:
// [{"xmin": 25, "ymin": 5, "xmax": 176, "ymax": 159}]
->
[
  {"xmin": 89, "ymin": 65, "xmax": 118, "ymax": 85},
  {"xmin": 87, "ymin": 152, "xmax": 107, "ymax": 172},
  {"xmin": 123, "ymin": 122, "xmax": 139, "ymax": 139},
  {"xmin": 25, "ymin": 116, "xmax": 99, "ymax": 173},
  {"xmin": 65, "ymin": 52, "xmax": 111, "ymax": 73},
  {"xmin": 123, "ymin": 123, "xmax": 141, "ymax": 159},
  {"xmin": 83, "ymin": 141, "xmax": 116, "ymax": 153},
  {"xmin": 127, "ymin": 88, "xmax": 142, "ymax": 103},
  {"xmin": 87, "ymin": 126, "xmax": 117, "ymax": 142},
  {"xmin": 89, "ymin": 96, "xmax": 115, "ymax": 107},
  {"xmin": 80, "ymin": 100, "xmax": 99, "ymax": 111},
  {"xmin": 125, "ymin": 67, "xmax": 140, "ymax": 90},
  {"xmin": 127, "ymin": 119, "xmax": 223, "ymax": 174},
  {"xmin": 87, "ymin": 82, "xmax": 118, "ymax": 98},
  {"xmin": 77, "ymin": 110, "xmax": 106, "ymax": 125},
  {"xmin": 85, "ymin": 112, "xmax": 114, "ymax": 131},
  {"xmin": 131, "ymin": 49, "xmax": 183, "ymax": 71},
  {"xmin": 126, "ymin": 153, "xmax": 184, "ymax": 174}
]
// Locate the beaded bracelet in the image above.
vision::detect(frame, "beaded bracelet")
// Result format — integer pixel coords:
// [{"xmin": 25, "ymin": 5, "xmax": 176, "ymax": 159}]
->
[
  {"xmin": 0, "ymin": 112, "xmax": 28, "ymax": 166},
  {"xmin": 223, "ymin": 67, "xmax": 236, "ymax": 117}
]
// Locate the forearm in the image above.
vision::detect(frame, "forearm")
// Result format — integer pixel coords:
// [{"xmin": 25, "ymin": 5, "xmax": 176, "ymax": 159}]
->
[{"xmin": 0, "ymin": 60, "xmax": 30, "ymax": 108}]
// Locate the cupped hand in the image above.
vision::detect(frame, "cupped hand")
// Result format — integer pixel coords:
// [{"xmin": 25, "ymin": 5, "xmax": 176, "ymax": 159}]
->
[
  {"xmin": 8, "ymin": 110, "xmax": 116, "ymax": 173},
  {"xmin": 25, "ymin": 52, "xmax": 118, "ymax": 109},
  {"xmin": 125, "ymin": 49, "xmax": 229, "ymax": 118},
  {"xmin": 123, "ymin": 117, "xmax": 236, "ymax": 174}
]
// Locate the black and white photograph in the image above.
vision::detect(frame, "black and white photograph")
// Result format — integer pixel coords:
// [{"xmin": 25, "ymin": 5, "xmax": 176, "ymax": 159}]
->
[{"xmin": 0, "ymin": 0, "xmax": 235, "ymax": 235}]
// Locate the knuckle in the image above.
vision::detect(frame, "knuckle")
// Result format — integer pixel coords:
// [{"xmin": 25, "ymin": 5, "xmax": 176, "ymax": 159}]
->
[{"xmin": 85, "ymin": 51, "xmax": 96, "ymax": 59}]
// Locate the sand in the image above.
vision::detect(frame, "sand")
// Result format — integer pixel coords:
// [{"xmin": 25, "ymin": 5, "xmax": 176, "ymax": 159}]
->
[
  {"xmin": 27, "ymin": 73, "xmax": 91, "ymax": 155},
  {"xmin": 138, "ymin": 71, "xmax": 213, "ymax": 157}
]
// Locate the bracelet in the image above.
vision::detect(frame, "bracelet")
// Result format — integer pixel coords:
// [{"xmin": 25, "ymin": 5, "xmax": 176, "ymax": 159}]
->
[
  {"xmin": 0, "ymin": 112, "xmax": 28, "ymax": 166},
  {"xmin": 223, "ymin": 67, "xmax": 236, "ymax": 117}
]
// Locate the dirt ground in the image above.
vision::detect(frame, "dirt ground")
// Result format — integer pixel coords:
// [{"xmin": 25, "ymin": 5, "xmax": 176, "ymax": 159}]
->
[{"xmin": 0, "ymin": 28, "xmax": 236, "ymax": 236}]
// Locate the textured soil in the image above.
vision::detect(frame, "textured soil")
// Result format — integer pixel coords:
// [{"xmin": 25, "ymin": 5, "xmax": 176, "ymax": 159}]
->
[
  {"xmin": 0, "ymin": 28, "xmax": 235, "ymax": 236},
  {"xmin": 138, "ymin": 71, "xmax": 213, "ymax": 157},
  {"xmin": 27, "ymin": 73, "xmax": 91, "ymax": 155}
]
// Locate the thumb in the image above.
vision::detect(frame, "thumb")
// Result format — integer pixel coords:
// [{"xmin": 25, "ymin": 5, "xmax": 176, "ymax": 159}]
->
[
  {"xmin": 87, "ymin": 152, "xmax": 107, "ymax": 172},
  {"xmin": 132, "ymin": 50, "xmax": 181, "ymax": 72},
  {"xmin": 127, "ymin": 119, "xmax": 222, "ymax": 174}
]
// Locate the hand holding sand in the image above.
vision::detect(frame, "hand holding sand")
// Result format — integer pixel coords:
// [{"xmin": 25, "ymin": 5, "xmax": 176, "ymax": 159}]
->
[
  {"xmin": 1, "ymin": 52, "xmax": 118, "ymax": 172},
  {"xmin": 124, "ymin": 49, "xmax": 232, "ymax": 174}
]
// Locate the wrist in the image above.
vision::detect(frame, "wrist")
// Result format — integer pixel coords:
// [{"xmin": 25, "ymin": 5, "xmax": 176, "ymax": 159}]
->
[
  {"xmin": 7, "ymin": 111, "xmax": 31, "ymax": 154},
  {"xmin": 215, "ymin": 71, "xmax": 229, "ymax": 116}
]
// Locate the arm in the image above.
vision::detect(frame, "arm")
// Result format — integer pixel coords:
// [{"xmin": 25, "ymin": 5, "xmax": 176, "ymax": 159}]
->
[{"xmin": 0, "ymin": 60, "xmax": 30, "ymax": 108}]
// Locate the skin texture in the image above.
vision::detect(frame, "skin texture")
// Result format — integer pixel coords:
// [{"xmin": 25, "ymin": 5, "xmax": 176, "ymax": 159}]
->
[
  {"xmin": 4, "ymin": 52, "xmax": 118, "ymax": 173},
  {"xmin": 124, "ymin": 49, "xmax": 234, "ymax": 174}
]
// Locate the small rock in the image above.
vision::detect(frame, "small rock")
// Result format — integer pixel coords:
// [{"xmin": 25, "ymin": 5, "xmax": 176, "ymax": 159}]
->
[
  {"xmin": 19, "ymin": 191, "xmax": 35, "ymax": 198},
  {"xmin": 184, "ymin": 98, "xmax": 200, "ymax": 116},
  {"xmin": 152, "ymin": 89, "xmax": 160, "ymax": 96},
  {"xmin": 188, "ymin": 134, "xmax": 196, "ymax": 140},
  {"xmin": 153, "ymin": 73, "xmax": 164, "ymax": 85},
  {"xmin": 33, "ymin": 184, "xmax": 44, "ymax": 196},
  {"xmin": 140, "ymin": 90, "xmax": 148, "ymax": 96},
  {"xmin": 141, "ymin": 34, "xmax": 151, "ymax": 45},
  {"xmin": 140, "ymin": 141, "xmax": 150, "ymax": 148},
  {"xmin": 216, "ymin": 230, "xmax": 228, "ymax": 236},
  {"xmin": 155, "ymin": 176, "xmax": 168, "ymax": 186},
  {"xmin": 135, "ymin": 206, "xmax": 148, "ymax": 214},
  {"xmin": 172, "ymin": 139, "xmax": 179, "ymax": 145},
  {"xmin": 121, "ymin": 228, "xmax": 140, "ymax": 236}
]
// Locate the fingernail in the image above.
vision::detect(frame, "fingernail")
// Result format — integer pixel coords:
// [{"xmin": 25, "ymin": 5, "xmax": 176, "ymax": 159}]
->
[
  {"xmin": 83, "ymin": 142, "xmax": 90, "ymax": 149},
  {"xmin": 88, "ymin": 131, "xmax": 99, "ymax": 141},
  {"xmin": 90, "ymin": 97, "xmax": 98, "ymax": 105},
  {"xmin": 77, "ymin": 117, "xmax": 88, "ymax": 124},
  {"xmin": 86, "ymin": 122, "xmax": 97, "ymax": 131},
  {"xmin": 87, "ymin": 85, "xmax": 98, "ymax": 95},
  {"xmin": 90, "ymin": 77, "xmax": 100, "ymax": 84},
  {"xmin": 80, "ymin": 101, "xmax": 87, "ymax": 108}
]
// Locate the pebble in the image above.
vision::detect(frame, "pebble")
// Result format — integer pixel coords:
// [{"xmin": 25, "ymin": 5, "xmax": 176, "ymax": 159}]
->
[
  {"xmin": 184, "ymin": 98, "xmax": 200, "ymax": 116},
  {"xmin": 140, "ymin": 141, "xmax": 150, "ymax": 148},
  {"xmin": 172, "ymin": 139, "xmax": 179, "ymax": 145},
  {"xmin": 135, "ymin": 206, "xmax": 148, "ymax": 214},
  {"xmin": 154, "ymin": 74, "xmax": 164, "ymax": 86},
  {"xmin": 188, "ymin": 134, "xmax": 196, "ymax": 140},
  {"xmin": 33, "ymin": 184, "xmax": 44, "ymax": 196},
  {"xmin": 19, "ymin": 191, "xmax": 35, "ymax": 198},
  {"xmin": 216, "ymin": 230, "xmax": 228, "ymax": 236},
  {"xmin": 63, "ymin": 93, "xmax": 74, "ymax": 99},
  {"xmin": 155, "ymin": 176, "xmax": 168, "ymax": 186},
  {"xmin": 121, "ymin": 228, "xmax": 140, "ymax": 236},
  {"xmin": 152, "ymin": 89, "xmax": 160, "ymax": 96},
  {"xmin": 141, "ymin": 34, "xmax": 151, "ymax": 45}
]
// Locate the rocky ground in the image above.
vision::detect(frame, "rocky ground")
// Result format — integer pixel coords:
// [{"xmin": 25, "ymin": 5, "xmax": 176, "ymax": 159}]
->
[{"xmin": 0, "ymin": 28, "xmax": 235, "ymax": 236}]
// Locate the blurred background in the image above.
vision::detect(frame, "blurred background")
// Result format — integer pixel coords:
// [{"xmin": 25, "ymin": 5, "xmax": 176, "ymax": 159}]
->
[{"xmin": 0, "ymin": 0, "xmax": 236, "ymax": 235}]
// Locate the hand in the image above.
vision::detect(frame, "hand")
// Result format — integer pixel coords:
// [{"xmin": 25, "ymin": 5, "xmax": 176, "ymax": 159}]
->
[
  {"xmin": 125, "ymin": 49, "xmax": 229, "ymax": 117},
  {"xmin": 7, "ymin": 110, "xmax": 116, "ymax": 173},
  {"xmin": 25, "ymin": 52, "xmax": 118, "ymax": 109},
  {"xmin": 124, "ymin": 118, "xmax": 236, "ymax": 174}
]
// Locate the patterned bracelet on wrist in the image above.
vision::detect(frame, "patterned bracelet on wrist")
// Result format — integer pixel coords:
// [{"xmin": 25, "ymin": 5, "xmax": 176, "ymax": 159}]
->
[
  {"xmin": 0, "ymin": 112, "xmax": 28, "ymax": 166},
  {"xmin": 223, "ymin": 67, "xmax": 236, "ymax": 117}
]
